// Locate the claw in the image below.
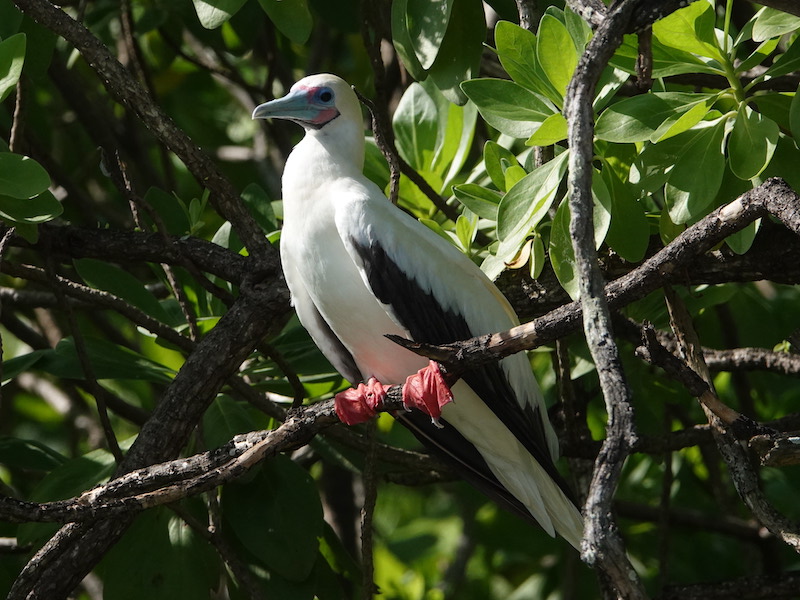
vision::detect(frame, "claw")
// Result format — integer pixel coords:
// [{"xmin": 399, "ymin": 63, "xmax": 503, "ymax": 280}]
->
[{"xmin": 402, "ymin": 361, "xmax": 454, "ymax": 428}]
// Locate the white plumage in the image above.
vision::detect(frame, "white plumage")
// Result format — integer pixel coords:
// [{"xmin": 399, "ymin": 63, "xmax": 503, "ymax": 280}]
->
[{"xmin": 253, "ymin": 74, "xmax": 583, "ymax": 548}]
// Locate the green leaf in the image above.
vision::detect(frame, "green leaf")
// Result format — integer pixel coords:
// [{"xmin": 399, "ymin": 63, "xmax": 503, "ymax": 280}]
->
[
  {"xmin": 428, "ymin": 0, "xmax": 484, "ymax": 104},
  {"xmin": 143, "ymin": 187, "xmax": 191, "ymax": 235},
  {"xmin": 548, "ymin": 200, "xmax": 578, "ymax": 300},
  {"xmin": 497, "ymin": 151, "xmax": 568, "ymax": 250},
  {"xmin": 391, "ymin": 0, "xmax": 427, "ymax": 80},
  {"xmin": 526, "ymin": 112, "xmax": 568, "ymax": 146},
  {"xmin": 726, "ymin": 217, "xmax": 760, "ymax": 255},
  {"xmin": 100, "ymin": 507, "xmax": 220, "ymax": 600},
  {"xmin": 752, "ymin": 7, "xmax": 800, "ymax": 43},
  {"xmin": 432, "ymin": 88, "xmax": 477, "ymax": 184},
  {"xmin": 192, "ymin": 0, "xmax": 247, "ymax": 29},
  {"xmin": 649, "ymin": 95, "xmax": 715, "ymax": 142},
  {"xmin": 393, "ymin": 83, "xmax": 438, "ymax": 171},
  {"xmin": 591, "ymin": 172, "xmax": 612, "ymax": 250},
  {"xmin": 257, "ymin": 0, "xmax": 312, "ymax": 44},
  {"xmin": 0, "ymin": 190, "xmax": 61, "ymax": 224},
  {"xmin": 455, "ymin": 213, "xmax": 477, "ymax": 251},
  {"xmin": 602, "ymin": 166, "xmax": 650, "ymax": 263},
  {"xmin": 727, "ymin": 106, "xmax": 779, "ymax": 180},
  {"xmin": 460, "ymin": 79, "xmax": 553, "ymax": 138},
  {"xmin": 736, "ymin": 37, "xmax": 779, "ymax": 74},
  {"xmin": 0, "ymin": 33, "xmax": 25, "ymax": 102},
  {"xmin": 17, "ymin": 445, "xmax": 118, "ymax": 547},
  {"xmin": 452, "ymin": 184, "xmax": 501, "ymax": 220},
  {"xmin": 74, "ymin": 258, "xmax": 172, "ymax": 324},
  {"xmin": 766, "ymin": 35, "xmax": 800, "ymax": 78},
  {"xmin": 241, "ymin": 182, "xmax": 276, "ymax": 232},
  {"xmin": 530, "ymin": 234, "xmax": 545, "ymax": 279},
  {"xmin": 536, "ymin": 15, "xmax": 578, "ymax": 102},
  {"xmin": 407, "ymin": 0, "xmax": 454, "ymax": 69},
  {"xmin": 0, "ymin": 436, "xmax": 66, "ymax": 471},
  {"xmin": 483, "ymin": 140, "xmax": 519, "ymax": 192},
  {"xmin": 223, "ymin": 456, "xmax": 324, "ymax": 581},
  {"xmin": 2, "ymin": 349, "xmax": 47, "ymax": 384},
  {"xmin": 595, "ymin": 93, "xmax": 713, "ymax": 143},
  {"xmin": 36, "ymin": 337, "xmax": 175, "ymax": 382},
  {"xmin": 494, "ymin": 21, "xmax": 556, "ymax": 100},
  {"xmin": 652, "ymin": 1, "xmax": 724, "ymax": 63},
  {"xmin": 202, "ymin": 394, "xmax": 257, "ymax": 449},
  {"xmin": 0, "ymin": 152, "xmax": 50, "ymax": 199},
  {"xmin": 665, "ymin": 122, "xmax": 726, "ymax": 224},
  {"xmin": 611, "ymin": 33, "xmax": 721, "ymax": 78},
  {"xmin": 790, "ymin": 85, "xmax": 800, "ymax": 143}
]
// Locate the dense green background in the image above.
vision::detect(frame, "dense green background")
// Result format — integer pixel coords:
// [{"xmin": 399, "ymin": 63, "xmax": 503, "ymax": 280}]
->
[{"xmin": 1, "ymin": 0, "xmax": 800, "ymax": 598}]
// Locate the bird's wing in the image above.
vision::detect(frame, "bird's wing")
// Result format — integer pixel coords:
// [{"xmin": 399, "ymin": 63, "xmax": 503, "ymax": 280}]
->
[
  {"xmin": 332, "ymin": 179, "xmax": 571, "ymax": 500},
  {"xmin": 282, "ymin": 257, "xmax": 362, "ymax": 384}
]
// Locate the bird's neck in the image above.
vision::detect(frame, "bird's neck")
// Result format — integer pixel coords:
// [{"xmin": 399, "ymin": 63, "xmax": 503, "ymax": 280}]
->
[
  {"xmin": 281, "ymin": 121, "xmax": 366, "ymax": 222},
  {"xmin": 288, "ymin": 122, "xmax": 365, "ymax": 182}
]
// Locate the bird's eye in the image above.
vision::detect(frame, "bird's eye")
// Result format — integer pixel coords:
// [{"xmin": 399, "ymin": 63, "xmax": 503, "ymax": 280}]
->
[{"xmin": 316, "ymin": 88, "xmax": 334, "ymax": 104}]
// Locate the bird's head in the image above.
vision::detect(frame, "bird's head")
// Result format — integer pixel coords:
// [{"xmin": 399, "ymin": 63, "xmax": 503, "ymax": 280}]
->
[{"xmin": 252, "ymin": 74, "xmax": 361, "ymax": 131}]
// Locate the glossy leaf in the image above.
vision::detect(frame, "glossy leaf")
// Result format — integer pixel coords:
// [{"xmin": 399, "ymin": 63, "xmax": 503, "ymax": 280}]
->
[
  {"xmin": 100, "ymin": 507, "xmax": 219, "ymax": 600},
  {"xmin": 766, "ymin": 34, "xmax": 800, "ymax": 78},
  {"xmin": 461, "ymin": 79, "xmax": 552, "ymax": 138},
  {"xmin": 526, "ymin": 112, "xmax": 568, "ymax": 146},
  {"xmin": 0, "ymin": 32, "xmax": 25, "ymax": 102},
  {"xmin": 497, "ymin": 151, "xmax": 568, "ymax": 244},
  {"xmin": 428, "ymin": 0, "xmax": 484, "ymax": 104},
  {"xmin": 603, "ymin": 166, "xmax": 650, "ymax": 263},
  {"xmin": 652, "ymin": 1, "xmax": 724, "ymax": 63},
  {"xmin": 452, "ymin": 184, "xmax": 501, "ymax": 220},
  {"xmin": 74, "ymin": 258, "xmax": 173, "ymax": 323},
  {"xmin": 494, "ymin": 21, "xmax": 557, "ymax": 100},
  {"xmin": 202, "ymin": 395, "xmax": 258, "ymax": 449},
  {"xmin": 728, "ymin": 106, "xmax": 779, "ymax": 180},
  {"xmin": 483, "ymin": 140, "xmax": 519, "ymax": 192},
  {"xmin": 752, "ymin": 7, "xmax": 800, "ymax": 42},
  {"xmin": 391, "ymin": 0, "xmax": 427, "ymax": 80},
  {"xmin": 595, "ymin": 93, "xmax": 713, "ymax": 143},
  {"xmin": 548, "ymin": 200, "xmax": 578, "ymax": 300},
  {"xmin": 17, "ymin": 445, "xmax": 119, "ymax": 547},
  {"xmin": 257, "ymin": 0, "xmax": 312, "ymax": 44},
  {"xmin": 393, "ymin": 83, "xmax": 438, "ymax": 171},
  {"xmin": 0, "ymin": 190, "xmax": 62, "ymax": 224},
  {"xmin": 406, "ymin": 0, "xmax": 454, "ymax": 69},
  {"xmin": 665, "ymin": 122, "xmax": 726, "ymax": 224},
  {"xmin": 36, "ymin": 337, "xmax": 176, "ymax": 382},
  {"xmin": 790, "ymin": 85, "xmax": 800, "ymax": 143},
  {"xmin": 0, "ymin": 436, "xmax": 66, "ymax": 471},
  {"xmin": 0, "ymin": 152, "xmax": 49, "ymax": 199},
  {"xmin": 611, "ymin": 33, "xmax": 721, "ymax": 77},
  {"xmin": 223, "ymin": 456, "xmax": 324, "ymax": 581},
  {"xmin": 192, "ymin": 0, "xmax": 247, "ymax": 29},
  {"xmin": 536, "ymin": 15, "xmax": 578, "ymax": 102}
]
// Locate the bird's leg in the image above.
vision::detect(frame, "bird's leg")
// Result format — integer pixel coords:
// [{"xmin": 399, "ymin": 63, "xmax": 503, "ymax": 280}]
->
[{"xmin": 334, "ymin": 361, "xmax": 454, "ymax": 428}]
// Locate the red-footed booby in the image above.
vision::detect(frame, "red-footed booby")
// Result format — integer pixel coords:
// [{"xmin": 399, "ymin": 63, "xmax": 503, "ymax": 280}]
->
[{"xmin": 252, "ymin": 74, "xmax": 583, "ymax": 549}]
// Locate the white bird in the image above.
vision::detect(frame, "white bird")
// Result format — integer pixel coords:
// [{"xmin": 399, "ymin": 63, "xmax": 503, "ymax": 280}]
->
[{"xmin": 253, "ymin": 74, "xmax": 583, "ymax": 549}]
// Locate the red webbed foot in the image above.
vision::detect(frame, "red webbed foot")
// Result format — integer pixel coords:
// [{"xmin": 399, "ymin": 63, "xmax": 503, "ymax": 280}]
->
[
  {"xmin": 334, "ymin": 362, "xmax": 454, "ymax": 427},
  {"xmin": 334, "ymin": 377, "xmax": 391, "ymax": 425},
  {"xmin": 402, "ymin": 361, "xmax": 454, "ymax": 428}
]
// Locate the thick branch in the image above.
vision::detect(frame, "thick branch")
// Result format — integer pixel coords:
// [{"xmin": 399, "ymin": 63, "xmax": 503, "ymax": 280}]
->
[{"xmin": 564, "ymin": 0, "xmax": 644, "ymax": 596}]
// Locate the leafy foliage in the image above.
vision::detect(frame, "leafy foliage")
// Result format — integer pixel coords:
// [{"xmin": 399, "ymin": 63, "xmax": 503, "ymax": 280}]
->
[{"xmin": 1, "ymin": 0, "xmax": 800, "ymax": 599}]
